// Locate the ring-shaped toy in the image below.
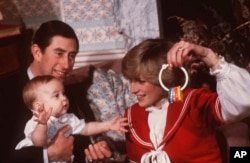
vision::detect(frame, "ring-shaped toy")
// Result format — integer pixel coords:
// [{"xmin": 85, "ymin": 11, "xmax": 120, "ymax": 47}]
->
[{"xmin": 158, "ymin": 64, "xmax": 189, "ymax": 92}]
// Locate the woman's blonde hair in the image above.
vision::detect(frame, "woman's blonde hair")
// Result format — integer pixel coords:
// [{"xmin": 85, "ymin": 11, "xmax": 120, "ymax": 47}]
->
[{"xmin": 122, "ymin": 38, "xmax": 187, "ymax": 88}]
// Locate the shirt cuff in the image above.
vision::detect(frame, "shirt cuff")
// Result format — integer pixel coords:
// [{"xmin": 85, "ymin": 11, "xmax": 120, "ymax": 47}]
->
[{"xmin": 209, "ymin": 56, "xmax": 230, "ymax": 81}]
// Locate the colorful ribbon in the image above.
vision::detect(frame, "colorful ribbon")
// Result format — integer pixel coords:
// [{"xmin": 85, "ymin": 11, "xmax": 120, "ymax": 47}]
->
[{"xmin": 168, "ymin": 86, "xmax": 183, "ymax": 103}]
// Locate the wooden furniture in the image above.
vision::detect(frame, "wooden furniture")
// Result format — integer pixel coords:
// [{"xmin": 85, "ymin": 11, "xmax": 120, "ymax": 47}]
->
[{"xmin": 0, "ymin": 25, "xmax": 22, "ymax": 76}]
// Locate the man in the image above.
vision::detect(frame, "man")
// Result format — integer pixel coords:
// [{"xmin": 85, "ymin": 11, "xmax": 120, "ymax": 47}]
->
[{"xmin": 6, "ymin": 20, "xmax": 112, "ymax": 163}]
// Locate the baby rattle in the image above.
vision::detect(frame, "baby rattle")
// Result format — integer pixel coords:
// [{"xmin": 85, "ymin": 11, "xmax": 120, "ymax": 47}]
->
[{"xmin": 158, "ymin": 64, "xmax": 189, "ymax": 103}]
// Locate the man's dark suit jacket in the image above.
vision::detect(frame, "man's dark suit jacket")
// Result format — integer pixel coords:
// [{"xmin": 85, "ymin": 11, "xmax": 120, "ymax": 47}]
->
[{"xmin": 0, "ymin": 67, "xmax": 95, "ymax": 163}]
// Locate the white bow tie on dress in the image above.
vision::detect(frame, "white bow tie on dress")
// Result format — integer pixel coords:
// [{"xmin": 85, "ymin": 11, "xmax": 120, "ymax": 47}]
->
[{"xmin": 140, "ymin": 145, "xmax": 171, "ymax": 163}]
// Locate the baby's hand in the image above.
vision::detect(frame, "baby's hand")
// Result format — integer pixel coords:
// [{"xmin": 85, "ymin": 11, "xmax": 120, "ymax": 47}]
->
[
  {"xmin": 109, "ymin": 116, "xmax": 128, "ymax": 136},
  {"xmin": 33, "ymin": 104, "xmax": 52, "ymax": 125}
]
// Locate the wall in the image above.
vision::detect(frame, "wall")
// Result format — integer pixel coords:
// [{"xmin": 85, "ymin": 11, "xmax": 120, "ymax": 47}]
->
[{"xmin": 0, "ymin": 0, "xmax": 160, "ymax": 69}]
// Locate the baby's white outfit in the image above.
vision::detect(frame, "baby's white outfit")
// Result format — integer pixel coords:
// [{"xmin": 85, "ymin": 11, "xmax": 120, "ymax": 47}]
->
[{"xmin": 16, "ymin": 113, "xmax": 85, "ymax": 163}]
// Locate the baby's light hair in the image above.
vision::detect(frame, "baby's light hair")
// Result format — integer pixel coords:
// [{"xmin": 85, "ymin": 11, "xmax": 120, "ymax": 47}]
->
[{"xmin": 22, "ymin": 75, "xmax": 57, "ymax": 110}]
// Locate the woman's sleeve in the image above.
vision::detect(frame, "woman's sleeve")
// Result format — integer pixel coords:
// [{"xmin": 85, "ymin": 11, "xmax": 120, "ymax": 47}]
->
[{"xmin": 210, "ymin": 57, "xmax": 250, "ymax": 123}]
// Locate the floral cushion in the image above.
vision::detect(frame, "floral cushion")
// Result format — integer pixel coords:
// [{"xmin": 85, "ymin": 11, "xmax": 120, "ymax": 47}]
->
[{"xmin": 87, "ymin": 68, "xmax": 136, "ymax": 141}]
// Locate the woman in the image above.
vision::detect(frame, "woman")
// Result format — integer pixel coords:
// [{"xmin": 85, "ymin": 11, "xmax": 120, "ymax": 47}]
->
[{"xmin": 122, "ymin": 38, "xmax": 250, "ymax": 163}]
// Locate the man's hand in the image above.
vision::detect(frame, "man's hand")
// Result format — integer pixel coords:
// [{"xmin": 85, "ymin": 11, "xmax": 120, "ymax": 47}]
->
[
  {"xmin": 47, "ymin": 125, "xmax": 74, "ymax": 162},
  {"xmin": 84, "ymin": 141, "xmax": 112, "ymax": 163}
]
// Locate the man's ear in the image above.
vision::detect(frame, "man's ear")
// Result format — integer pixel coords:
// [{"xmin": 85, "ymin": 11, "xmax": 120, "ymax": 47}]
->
[{"xmin": 31, "ymin": 44, "xmax": 42, "ymax": 62}]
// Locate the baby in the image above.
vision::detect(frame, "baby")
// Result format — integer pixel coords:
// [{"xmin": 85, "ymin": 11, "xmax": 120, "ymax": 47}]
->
[{"xmin": 15, "ymin": 75, "xmax": 127, "ymax": 162}]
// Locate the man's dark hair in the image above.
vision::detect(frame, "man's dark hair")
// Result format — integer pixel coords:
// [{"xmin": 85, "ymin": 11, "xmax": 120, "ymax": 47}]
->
[{"xmin": 32, "ymin": 20, "xmax": 79, "ymax": 52}]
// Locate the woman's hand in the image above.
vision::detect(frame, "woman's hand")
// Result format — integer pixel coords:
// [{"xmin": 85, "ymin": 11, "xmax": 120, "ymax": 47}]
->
[
  {"xmin": 84, "ymin": 140, "xmax": 112, "ymax": 163},
  {"xmin": 167, "ymin": 41, "xmax": 219, "ymax": 70}
]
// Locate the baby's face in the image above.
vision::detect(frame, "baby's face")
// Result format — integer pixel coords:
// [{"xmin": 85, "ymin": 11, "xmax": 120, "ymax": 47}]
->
[{"xmin": 36, "ymin": 79, "xmax": 69, "ymax": 117}]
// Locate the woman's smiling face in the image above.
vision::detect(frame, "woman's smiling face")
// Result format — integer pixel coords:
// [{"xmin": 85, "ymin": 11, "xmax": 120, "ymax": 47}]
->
[{"xmin": 130, "ymin": 76, "xmax": 165, "ymax": 108}]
